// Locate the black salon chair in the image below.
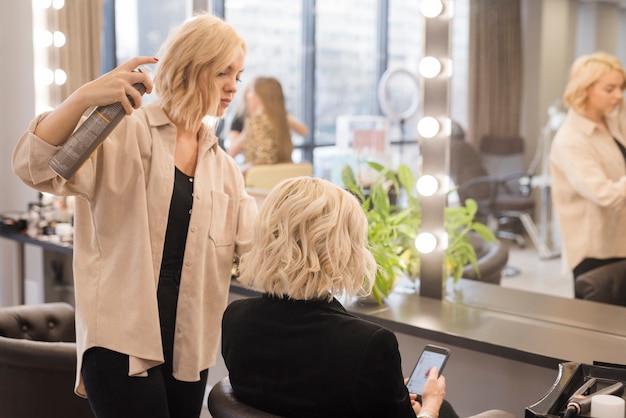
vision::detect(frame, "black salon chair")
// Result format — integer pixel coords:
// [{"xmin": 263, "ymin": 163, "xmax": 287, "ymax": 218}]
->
[
  {"xmin": 574, "ymin": 260, "xmax": 626, "ymax": 306},
  {"xmin": 462, "ymin": 232, "xmax": 509, "ymax": 284},
  {"xmin": 450, "ymin": 130, "xmax": 556, "ymax": 260},
  {"xmin": 0, "ymin": 302, "xmax": 94, "ymax": 418},
  {"xmin": 208, "ymin": 376, "xmax": 283, "ymax": 417},
  {"xmin": 208, "ymin": 376, "xmax": 516, "ymax": 418},
  {"xmin": 469, "ymin": 411, "xmax": 517, "ymax": 418}
]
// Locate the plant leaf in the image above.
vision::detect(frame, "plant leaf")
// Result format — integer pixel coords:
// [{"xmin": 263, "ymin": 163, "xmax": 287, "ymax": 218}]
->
[{"xmin": 352, "ymin": 161, "xmax": 495, "ymax": 302}]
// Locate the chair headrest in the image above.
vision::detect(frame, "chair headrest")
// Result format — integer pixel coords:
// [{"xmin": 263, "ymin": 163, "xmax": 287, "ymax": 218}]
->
[{"xmin": 0, "ymin": 302, "xmax": 76, "ymax": 343}]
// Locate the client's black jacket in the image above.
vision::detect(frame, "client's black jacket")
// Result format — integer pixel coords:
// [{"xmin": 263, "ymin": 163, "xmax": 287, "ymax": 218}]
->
[{"xmin": 222, "ymin": 294, "xmax": 420, "ymax": 418}]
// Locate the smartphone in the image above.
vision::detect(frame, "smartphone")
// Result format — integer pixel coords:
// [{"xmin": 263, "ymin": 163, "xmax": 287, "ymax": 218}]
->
[{"xmin": 406, "ymin": 344, "xmax": 450, "ymax": 395}]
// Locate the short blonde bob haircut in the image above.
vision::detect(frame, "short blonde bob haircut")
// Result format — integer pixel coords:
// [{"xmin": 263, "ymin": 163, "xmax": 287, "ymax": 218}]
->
[
  {"xmin": 154, "ymin": 13, "xmax": 246, "ymax": 131},
  {"xmin": 563, "ymin": 51, "xmax": 626, "ymax": 114},
  {"xmin": 238, "ymin": 177, "xmax": 377, "ymax": 302}
]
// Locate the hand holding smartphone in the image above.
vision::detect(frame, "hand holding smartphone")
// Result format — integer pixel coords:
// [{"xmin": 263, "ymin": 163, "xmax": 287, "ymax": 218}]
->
[{"xmin": 406, "ymin": 344, "xmax": 450, "ymax": 395}]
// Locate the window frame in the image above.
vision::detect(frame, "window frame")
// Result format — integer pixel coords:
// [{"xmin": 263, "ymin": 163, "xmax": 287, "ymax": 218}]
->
[{"xmin": 102, "ymin": 0, "xmax": 457, "ymax": 164}]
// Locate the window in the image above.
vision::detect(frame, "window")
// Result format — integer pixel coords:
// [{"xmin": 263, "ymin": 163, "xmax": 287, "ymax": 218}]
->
[
  {"xmin": 115, "ymin": 0, "xmax": 192, "ymax": 63},
  {"xmin": 387, "ymin": 1, "xmax": 424, "ymax": 142},
  {"xmin": 315, "ymin": 0, "xmax": 379, "ymax": 146},
  {"xmin": 114, "ymin": 0, "xmax": 193, "ymax": 104},
  {"xmin": 105, "ymin": 0, "xmax": 470, "ymax": 166},
  {"xmin": 224, "ymin": 0, "xmax": 305, "ymax": 155}
]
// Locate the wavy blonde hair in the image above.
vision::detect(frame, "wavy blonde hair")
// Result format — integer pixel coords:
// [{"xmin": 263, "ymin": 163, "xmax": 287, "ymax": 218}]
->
[
  {"xmin": 563, "ymin": 52, "xmax": 626, "ymax": 113},
  {"xmin": 154, "ymin": 13, "xmax": 246, "ymax": 130},
  {"xmin": 238, "ymin": 177, "xmax": 376, "ymax": 301}
]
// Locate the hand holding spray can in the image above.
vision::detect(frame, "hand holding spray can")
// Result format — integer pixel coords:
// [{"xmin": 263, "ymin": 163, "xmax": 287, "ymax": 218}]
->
[{"xmin": 48, "ymin": 66, "xmax": 151, "ymax": 180}]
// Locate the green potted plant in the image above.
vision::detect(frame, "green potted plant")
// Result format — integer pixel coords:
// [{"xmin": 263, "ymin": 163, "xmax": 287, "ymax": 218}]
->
[{"xmin": 342, "ymin": 161, "xmax": 496, "ymax": 304}]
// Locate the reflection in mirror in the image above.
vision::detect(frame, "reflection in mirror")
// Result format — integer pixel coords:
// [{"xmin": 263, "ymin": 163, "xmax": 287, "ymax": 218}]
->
[{"xmin": 451, "ymin": 0, "xmax": 626, "ymax": 305}]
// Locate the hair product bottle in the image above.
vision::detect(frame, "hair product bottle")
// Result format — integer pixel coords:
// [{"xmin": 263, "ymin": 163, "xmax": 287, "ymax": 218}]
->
[{"xmin": 48, "ymin": 68, "xmax": 149, "ymax": 180}]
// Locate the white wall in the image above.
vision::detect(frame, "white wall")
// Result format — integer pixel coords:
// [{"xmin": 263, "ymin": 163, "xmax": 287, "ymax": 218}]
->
[{"xmin": 0, "ymin": 2, "xmax": 40, "ymax": 306}]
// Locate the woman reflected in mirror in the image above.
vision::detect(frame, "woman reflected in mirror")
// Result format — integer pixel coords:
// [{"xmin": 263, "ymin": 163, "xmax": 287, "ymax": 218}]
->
[{"xmin": 550, "ymin": 51, "xmax": 626, "ymax": 300}]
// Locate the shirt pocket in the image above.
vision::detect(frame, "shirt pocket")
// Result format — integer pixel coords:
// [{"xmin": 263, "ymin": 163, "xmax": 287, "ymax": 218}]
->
[{"xmin": 209, "ymin": 191, "xmax": 234, "ymax": 247}]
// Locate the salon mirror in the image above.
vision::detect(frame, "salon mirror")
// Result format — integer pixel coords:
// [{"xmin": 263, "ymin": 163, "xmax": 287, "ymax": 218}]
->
[{"xmin": 443, "ymin": 0, "xmax": 626, "ymax": 305}]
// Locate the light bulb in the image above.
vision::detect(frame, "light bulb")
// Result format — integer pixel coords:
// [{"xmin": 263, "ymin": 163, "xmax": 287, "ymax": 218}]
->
[
  {"xmin": 36, "ymin": 30, "xmax": 53, "ymax": 48},
  {"xmin": 38, "ymin": 68, "xmax": 55, "ymax": 86},
  {"xmin": 55, "ymin": 69, "xmax": 67, "ymax": 85},
  {"xmin": 53, "ymin": 31, "xmax": 66, "ymax": 48},
  {"xmin": 416, "ymin": 175, "xmax": 439, "ymax": 196},
  {"xmin": 421, "ymin": 0, "xmax": 444, "ymax": 18},
  {"xmin": 417, "ymin": 117, "xmax": 440, "ymax": 138},
  {"xmin": 419, "ymin": 56, "xmax": 442, "ymax": 78},
  {"xmin": 33, "ymin": 0, "xmax": 53, "ymax": 10},
  {"xmin": 415, "ymin": 233, "xmax": 437, "ymax": 254}
]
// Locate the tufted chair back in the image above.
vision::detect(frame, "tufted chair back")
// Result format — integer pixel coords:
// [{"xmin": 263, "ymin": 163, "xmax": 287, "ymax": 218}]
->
[
  {"xmin": 0, "ymin": 301, "xmax": 76, "ymax": 341},
  {"xmin": 0, "ymin": 302, "xmax": 94, "ymax": 418}
]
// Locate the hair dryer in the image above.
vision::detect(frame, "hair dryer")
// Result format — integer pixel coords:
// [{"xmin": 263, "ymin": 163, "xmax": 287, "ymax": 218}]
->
[{"xmin": 563, "ymin": 378, "xmax": 624, "ymax": 417}]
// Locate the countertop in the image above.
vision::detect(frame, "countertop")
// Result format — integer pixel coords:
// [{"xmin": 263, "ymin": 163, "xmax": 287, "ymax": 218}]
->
[{"xmin": 230, "ymin": 277, "xmax": 626, "ymax": 370}]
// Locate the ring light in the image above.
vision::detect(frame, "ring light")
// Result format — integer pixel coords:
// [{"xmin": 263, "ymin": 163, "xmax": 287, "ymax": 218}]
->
[{"xmin": 377, "ymin": 67, "xmax": 420, "ymax": 122}]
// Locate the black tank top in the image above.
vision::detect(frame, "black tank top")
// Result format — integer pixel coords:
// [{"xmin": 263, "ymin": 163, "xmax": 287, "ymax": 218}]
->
[
  {"xmin": 614, "ymin": 138, "xmax": 626, "ymax": 163},
  {"xmin": 160, "ymin": 167, "xmax": 194, "ymax": 272}
]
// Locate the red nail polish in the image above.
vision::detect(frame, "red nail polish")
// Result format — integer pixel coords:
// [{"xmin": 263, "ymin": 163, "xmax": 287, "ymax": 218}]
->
[{"xmin": 153, "ymin": 57, "xmax": 159, "ymax": 62}]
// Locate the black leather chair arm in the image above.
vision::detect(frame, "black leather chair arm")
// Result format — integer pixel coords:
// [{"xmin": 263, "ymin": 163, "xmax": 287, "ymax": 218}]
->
[
  {"xmin": 0, "ymin": 338, "xmax": 76, "ymax": 370},
  {"xmin": 208, "ymin": 376, "xmax": 283, "ymax": 417},
  {"xmin": 574, "ymin": 260, "xmax": 626, "ymax": 306},
  {"xmin": 462, "ymin": 233, "xmax": 509, "ymax": 284}
]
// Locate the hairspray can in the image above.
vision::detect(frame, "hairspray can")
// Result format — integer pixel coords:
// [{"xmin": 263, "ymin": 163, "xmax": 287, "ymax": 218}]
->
[{"xmin": 48, "ymin": 68, "xmax": 149, "ymax": 180}]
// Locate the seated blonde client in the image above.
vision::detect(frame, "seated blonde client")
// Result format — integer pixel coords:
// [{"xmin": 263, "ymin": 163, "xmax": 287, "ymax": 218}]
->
[{"xmin": 221, "ymin": 176, "xmax": 453, "ymax": 418}]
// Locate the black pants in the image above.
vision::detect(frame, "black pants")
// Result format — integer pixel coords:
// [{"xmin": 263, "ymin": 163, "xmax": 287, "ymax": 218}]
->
[{"xmin": 82, "ymin": 272, "xmax": 208, "ymax": 418}]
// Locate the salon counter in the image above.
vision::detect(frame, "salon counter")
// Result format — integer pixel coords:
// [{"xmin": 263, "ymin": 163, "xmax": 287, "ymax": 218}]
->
[
  {"xmin": 230, "ymin": 278, "xmax": 626, "ymax": 370},
  {"xmin": 0, "ymin": 229, "xmax": 73, "ymax": 304},
  {"xmin": 0, "ymin": 229, "xmax": 72, "ymax": 255},
  {"xmin": 3, "ymin": 225, "xmax": 624, "ymax": 372}
]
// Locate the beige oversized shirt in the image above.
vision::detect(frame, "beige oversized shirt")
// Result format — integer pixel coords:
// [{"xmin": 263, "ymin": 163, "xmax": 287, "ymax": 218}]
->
[
  {"xmin": 550, "ymin": 108, "xmax": 626, "ymax": 270},
  {"xmin": 12, "ymin": 101, "xmax": 258, "ymax": 397}
]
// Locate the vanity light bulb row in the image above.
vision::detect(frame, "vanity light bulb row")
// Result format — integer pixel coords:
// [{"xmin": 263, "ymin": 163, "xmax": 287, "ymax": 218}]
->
[
  {"xmin": 37, "ymin": 68, "xmax": 67, "ymax": 86},
  {"xmin": 35, "ymin": 30, "xmax": 66, "ymax": 48}
]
